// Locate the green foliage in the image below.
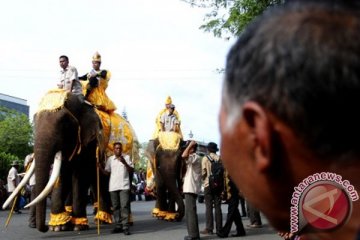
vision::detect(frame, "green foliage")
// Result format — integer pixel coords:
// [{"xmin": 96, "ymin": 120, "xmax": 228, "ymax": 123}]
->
[
  {"xmin": 0, "ymin": 151, "xmax": 20, "ymax": 180},
  {"xmin": 0, "ymin": 106, "xmax": 33, "ymax": 160},
  {"xmin": 182, "ymin": 0, "xmax": 284, "ymax": 39},
  {"xmin": 134, "ymin": 142, "xmax": 149, "ymax": 172}
]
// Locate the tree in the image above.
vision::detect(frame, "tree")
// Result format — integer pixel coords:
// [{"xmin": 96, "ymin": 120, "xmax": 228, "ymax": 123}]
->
[
  {"xmin": 182, "ymin": 0, "xmax": 284, "ymax": 39},
  {"xmin": 0, "ymin": 152, "xmax": 19, "ymax": 180},
  {"xmin": 133, "ymin": 142, "xmax": 149, "ymax": 172},
  {"xmin": 0, "ymin": 107, "xmax": 33, "ymax": 159}
]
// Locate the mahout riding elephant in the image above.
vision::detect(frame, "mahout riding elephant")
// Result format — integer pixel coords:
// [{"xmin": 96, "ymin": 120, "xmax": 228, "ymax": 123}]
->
[
  {"xmin": 25, "ymin": 90, "xmax": 111, "ymax": 232},
  {"xmin": 146, "ymin": 132, "xmax": 186, "ymax": 222}
]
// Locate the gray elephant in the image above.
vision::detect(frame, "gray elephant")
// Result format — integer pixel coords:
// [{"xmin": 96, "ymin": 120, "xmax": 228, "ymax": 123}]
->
[
  {"xmin": 146, "ymin": 132, "xmax": 186, "ymax": 222},
  {"xmin": 16, "ymin": 90, "xmax": 112, "ymax": 232}
]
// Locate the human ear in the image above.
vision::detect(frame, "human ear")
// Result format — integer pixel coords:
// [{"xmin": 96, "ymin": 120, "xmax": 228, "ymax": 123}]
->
[{"xmin": 242, "ymin": 101, "xmax": 273, "ymax": 172}]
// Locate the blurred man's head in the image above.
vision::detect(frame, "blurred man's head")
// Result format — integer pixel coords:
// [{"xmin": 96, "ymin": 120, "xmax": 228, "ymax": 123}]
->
[{"xmin": 220, "ymin": 0, "xmax": 360, "ymax": 238}]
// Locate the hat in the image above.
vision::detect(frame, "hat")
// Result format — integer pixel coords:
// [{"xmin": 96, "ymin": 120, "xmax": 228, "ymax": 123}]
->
[
  {"xmin": 207, "ymin": 142, "xmax": 219, "ymax": 152},
  {"xmin": 165, "ymin": 96, "xmax": 172, "ymax": 104},
  {"xmin": 92, "ymin": 51, "xmax": 101, "ymax": 62},
  {"xmin": 11, "ymin": 160, "xmax": 19, "ymax": 166}
]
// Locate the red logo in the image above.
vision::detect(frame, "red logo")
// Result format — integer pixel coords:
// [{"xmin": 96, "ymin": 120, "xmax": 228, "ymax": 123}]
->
[{"xmin": 301, "ymin": 182, "xmax": 351, "ymax": 230}]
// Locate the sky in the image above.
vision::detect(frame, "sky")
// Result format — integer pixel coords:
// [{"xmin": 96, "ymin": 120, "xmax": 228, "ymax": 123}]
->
[{"xmin": 0, "ymin": 0, "xmax": 235, "ymax": 144}]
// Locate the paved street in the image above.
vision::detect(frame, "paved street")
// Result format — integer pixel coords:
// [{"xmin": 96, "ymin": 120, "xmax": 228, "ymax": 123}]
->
[{"xmin": 0, "ymin": 199, "xmax": 281, "ymax": 240}]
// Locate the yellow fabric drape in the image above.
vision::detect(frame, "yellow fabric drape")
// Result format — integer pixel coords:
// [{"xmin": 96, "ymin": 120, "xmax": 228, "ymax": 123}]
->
[
  {"xmin": 48, "ymin": 212, "xmax": 72, "ymax": 226},
  {"xmin": 158, "ymin": 131, "xmax": 181, "ymax": 151},
  {"xmin": 95, "ymin": 110, "xmax": 134, "ymax": 156},
  {"xmin": 81, "ymin": 70, "xmax": 116, "ymax": 112}
]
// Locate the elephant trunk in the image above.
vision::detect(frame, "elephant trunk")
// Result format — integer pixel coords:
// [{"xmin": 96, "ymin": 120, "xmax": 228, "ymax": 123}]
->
[{"xmin": 33, "ymin": 150, "xmax": 62, "ymax": 232}]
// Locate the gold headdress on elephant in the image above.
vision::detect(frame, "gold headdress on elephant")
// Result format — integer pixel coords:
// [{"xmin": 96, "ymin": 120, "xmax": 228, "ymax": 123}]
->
[{"xmin": 92, "ymin": 52, "xmax": 101, "ymax": 62}]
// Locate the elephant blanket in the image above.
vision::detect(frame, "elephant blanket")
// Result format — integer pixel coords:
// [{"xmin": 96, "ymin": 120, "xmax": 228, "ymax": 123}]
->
[
  {"xmin": 95, "ymin": 109, "xmax": 135, "ymax": 156},
  {"xmin": 37, "ymin": 89, "xmax": 68, "ymax": 112},
  {"xmin": 38, "ymin": 89, "xmax": 137, "ymax": 158}
]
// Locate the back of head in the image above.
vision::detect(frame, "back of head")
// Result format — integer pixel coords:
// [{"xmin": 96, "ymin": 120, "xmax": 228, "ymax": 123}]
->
[{"xmin": 224, "ymin": 0, "xmax": 360, "ymax": 160}]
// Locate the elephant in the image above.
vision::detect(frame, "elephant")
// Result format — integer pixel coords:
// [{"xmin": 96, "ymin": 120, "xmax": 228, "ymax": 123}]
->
[
  {"xmin": 23, "ymin": 90, "xmax": 111, "ymax": 232},
  {"xmin": 146, "ymin": 132, "xmax": 187, "ymax": 222}
]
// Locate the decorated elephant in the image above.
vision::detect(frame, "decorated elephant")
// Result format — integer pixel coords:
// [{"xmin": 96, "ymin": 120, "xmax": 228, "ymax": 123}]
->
[
  {"xmin": 146, "ymin": 131, "xmax": 186, "ymax": 222},
  {"xmin": 4, "ymin": 89, "xmax": 113, "ymax": 232}
]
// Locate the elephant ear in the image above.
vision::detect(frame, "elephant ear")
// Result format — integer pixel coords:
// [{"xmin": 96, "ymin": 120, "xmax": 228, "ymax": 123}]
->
[{"xmin": 78, "ymin": 104, "xmax": 102, "ymax": 146}]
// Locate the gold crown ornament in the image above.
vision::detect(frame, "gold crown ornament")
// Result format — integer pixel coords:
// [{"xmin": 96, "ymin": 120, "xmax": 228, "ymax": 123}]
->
[
  {"xmin": 165, "ymin": 96, "xmax": 172, "ymax": 104},
  {"xmin": 92, "ymin": 52, "xmax": 101, "ymax": 62}
]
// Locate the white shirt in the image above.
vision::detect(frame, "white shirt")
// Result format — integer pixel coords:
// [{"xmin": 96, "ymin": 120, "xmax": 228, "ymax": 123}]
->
[
  {"xmin": 105, "ymin": 154, "xmax": 134, "ymax": 192},
  {"xmin": 160, "ymin": 112, "xmax": 179, "ymax": 131},
  {"xmin": 183, "ymin": 153, "xmax": 202, "ymax": 194},
  {"xmin": 7, "ymin": 167, "xmax": 19, "ymax": 192},
  {"xmin": 24, "ymin": 153, "xmax": 35, "ymax": 186},
  {"xmin": 59, "ymin": 65, "xmax": 82, "ymax": 95}
]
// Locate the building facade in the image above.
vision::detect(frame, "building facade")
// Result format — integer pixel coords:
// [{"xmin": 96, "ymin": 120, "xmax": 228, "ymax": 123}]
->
[{"xmin": 0, "ymin": 93, "xmax": 29, "ymax": 117}]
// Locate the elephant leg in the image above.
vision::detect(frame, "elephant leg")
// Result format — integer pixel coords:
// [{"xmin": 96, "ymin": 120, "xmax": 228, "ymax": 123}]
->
[
  {"xmin": 71, "ymin": 163, "xmax": 91, "ymax": 231},
  {"xmin": 155, "ymin": 174, "xmax": 169, "ymax": 219},
  {"xmin": 93, "ymin": 174, "xmax": 113, "ymax": 224},
  {"xmin": 164, "ymin": 173, "xmax": 185, "ymax": 222},
  {"xmin": 48, "ymin": 166, "xmax": 73, "ymax": 231}
]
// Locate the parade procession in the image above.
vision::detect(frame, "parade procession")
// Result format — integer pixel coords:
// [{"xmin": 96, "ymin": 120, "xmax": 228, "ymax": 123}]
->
[{"xmin": 1, "ymin": 1, "xmax": 360, "ymax": 240}]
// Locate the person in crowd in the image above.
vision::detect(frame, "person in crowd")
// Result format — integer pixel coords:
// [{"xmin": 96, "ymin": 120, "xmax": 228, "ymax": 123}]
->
[
  {"xmin": 58, "ymin": 55, "xmax": 82, "ymax": 95},
  {"xmin": 200, "ymin": 142, "xmax": 222, "ymax": 235},
  {"xmin": 0, "ymin": 179, "xmax": 7, "ymax": 209},
  {"xmin": 182, "ymin": 140, "xmax": 202, "ymax": 240},
  {"xmin": 24, "ymin": 153, "xmax": 36, "ymax": 228},
  {"xmin": 247, "ymin": 204, "xmax": 262, "ymax": 228},
  {"xmin": 7, "ymin": 160, "xmax": 21, "ymax": 214},
  {"xmin": 217, "ymin": 172, "xmax": 246, "ymax": 238},
  {"xmin": 219, "ymin": 1, "xmax": 360, "ymax": 239},
  {"xmin": 99, "ymin": 142, "xmax": 134, "ymax": 235}
]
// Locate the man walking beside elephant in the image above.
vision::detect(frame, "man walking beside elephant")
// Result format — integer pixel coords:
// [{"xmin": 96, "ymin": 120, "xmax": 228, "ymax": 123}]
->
[
  {"xmin": 200, "ymin": 142, "xmax": 223, "ymax": 235},
  {"xmin": 100, "ymin": 142, "xmax": 134, "ymax": 235}
]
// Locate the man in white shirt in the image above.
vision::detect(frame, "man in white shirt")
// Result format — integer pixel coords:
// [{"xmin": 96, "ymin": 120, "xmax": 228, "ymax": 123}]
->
[
  {"xmin": 7, "ymin": 160, "xmax": 21, "ymax": 213},
  {"xmin": 182, "ymin": 140, "xmax": 202, "ymax": 240},
  {"xmin": 101, "ymin": 142, "xmax": 134, "ymax": 235},
  {"xmin": 58, "ymin": 55, "xmax": 82, "ymax": 95},
  {"xmin": 160, "ymin": 104, "xmax": 179, "ymax": 132}
]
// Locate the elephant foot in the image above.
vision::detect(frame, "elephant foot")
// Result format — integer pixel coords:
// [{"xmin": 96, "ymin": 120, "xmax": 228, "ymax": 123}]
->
[
  {"xmin": 152, "ymin": 207, "xmax": 160, "ymax": 217},
  {"xmin": 164, "ymin": 212, "xmax": 178, "ymax": 222},
  {"xmin": 156, "ymin": 210, "xmax": 167, "ymax": 220},
  {"xmin": 74, "ymin": 224, "xmax": 89, "ymax": 231},
  {"xmin": 49, "ymin": 222, "xmax": 73, "ymax": 232},
  {"xmin": 94, "ymin": 210, "xmax": 113, "ymax": 224}
]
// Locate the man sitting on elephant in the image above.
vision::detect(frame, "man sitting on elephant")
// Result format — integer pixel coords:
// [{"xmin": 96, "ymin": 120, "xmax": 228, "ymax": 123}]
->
[
  {"xmin": 79, "ymin": 52, "xmax": 116, "ymax": 113},
  {"xmin": 152, "ymin": 96, "xmax": 183, "ymax": 139},
  {"xmin": 58, "ymin": 55, "xmax": 83, "ymax": 95},
  {"xmin": 160, "ymin": 104, "xmax": 179, "ymax": 133}
]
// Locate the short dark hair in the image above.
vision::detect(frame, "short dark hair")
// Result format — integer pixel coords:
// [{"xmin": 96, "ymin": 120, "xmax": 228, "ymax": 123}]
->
[
  {"xmin": 224, "ymin": 1, "xmax": 360, "ymax": 159},
  {"xmin": 113, "ymin": 142, "xmax": 122, "ymax": 148},
  {"xmin": 59, "ymin": 55, "xmax": 69, "ymax": 61}
]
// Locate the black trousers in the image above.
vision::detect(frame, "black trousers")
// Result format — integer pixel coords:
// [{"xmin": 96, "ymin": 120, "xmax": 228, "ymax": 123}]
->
[
  {"xmin": 247, "ymin": 202, "xmax": 262, "ymax": 225},
  {"xmin": 221, "ymin": 195, "xmax": 245, "ymax": 236}
]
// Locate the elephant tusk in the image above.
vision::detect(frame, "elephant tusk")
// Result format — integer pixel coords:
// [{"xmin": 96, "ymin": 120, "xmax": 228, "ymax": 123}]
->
[
  {"xmin": 2, "ymin": 159, "xmax": 36, "ymax": 209},
  {"xmin": 24, "ymin": 151, "xmax": 62, "ymax": 209}
]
